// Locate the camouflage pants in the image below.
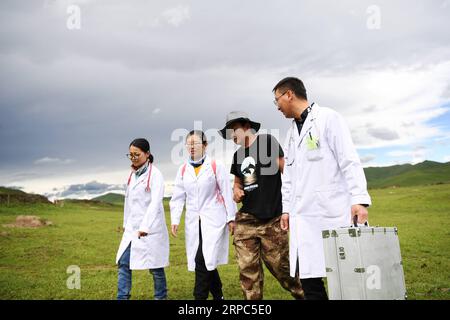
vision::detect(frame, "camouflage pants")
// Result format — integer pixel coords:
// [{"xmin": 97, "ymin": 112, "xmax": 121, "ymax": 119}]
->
[{"xmin": 233, "ymin": 212, "xmax": 304, "ymax": 300}]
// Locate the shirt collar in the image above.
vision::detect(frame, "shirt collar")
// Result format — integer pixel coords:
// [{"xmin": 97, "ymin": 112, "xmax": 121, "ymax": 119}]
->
[
  {"xmin": 295, "ymin": 102, "xmax": 315, "ymax": 125},
  {"xmin": 189, "ymin": 154, "xmax": 206, "ymax": 168},
  {"xmin": 134, "ymin": 161, "xmax": 149, "ymax": 177}
]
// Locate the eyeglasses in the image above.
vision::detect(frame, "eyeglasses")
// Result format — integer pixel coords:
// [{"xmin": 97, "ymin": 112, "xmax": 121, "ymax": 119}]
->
[
  {"xmin": 126, "ymin": 153, "xmax": 142, "ymax": 160},
  {"xmin": 185, "ymin": 142, "xmax": 204, "ymax": 147},
  {"xmin": 273, "ymin": 91, "xmax": 288, "ymax": 106}
]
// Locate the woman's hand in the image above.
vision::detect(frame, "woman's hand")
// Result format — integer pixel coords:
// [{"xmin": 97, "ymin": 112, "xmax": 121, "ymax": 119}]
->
[{"xmin": 171, "ymin": 224, "xmax": 178, "ymax": 237}]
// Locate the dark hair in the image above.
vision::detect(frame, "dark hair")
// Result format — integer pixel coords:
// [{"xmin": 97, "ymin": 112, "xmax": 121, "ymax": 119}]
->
[
  {"xmin": 129, "ymin": 138, "xmax": 154, "ymax": 163},
  {"xmin": 186, "ymin": 130, "xmax": 207, "ymax": 145},
  {"xmin": 272, "ymin": 77, "xmax": 307, "ymax": 100}
]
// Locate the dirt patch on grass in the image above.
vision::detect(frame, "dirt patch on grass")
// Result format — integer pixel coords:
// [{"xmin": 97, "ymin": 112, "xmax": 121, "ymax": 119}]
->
[{"xmin": 3, "ymin": 215, "xmax": 53, "ymax": 228}]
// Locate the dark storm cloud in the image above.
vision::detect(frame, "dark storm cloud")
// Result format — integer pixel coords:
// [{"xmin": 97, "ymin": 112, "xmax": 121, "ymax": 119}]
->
[
  {"xmin": 367, "ymin": 127, "xmax": 400, "ymax": 141},
  {"xmin": 52, "ymin": 180, "xmax": 124, "ymax": 198}
]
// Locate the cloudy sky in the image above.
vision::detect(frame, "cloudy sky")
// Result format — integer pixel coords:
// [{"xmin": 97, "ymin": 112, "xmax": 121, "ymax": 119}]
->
[{"xmin": 1, "ymin": 0, "xmax": 449, "ymax": 199}]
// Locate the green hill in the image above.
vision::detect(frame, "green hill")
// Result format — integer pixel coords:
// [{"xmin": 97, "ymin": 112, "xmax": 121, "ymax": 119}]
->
[
  {"xmin": 0, "ymin": 187, "xmax": 51, "ymax": 205},
  {"xmin": 0, "ymin": 187, "xmax": 26, "ymax": 195},
  {"xmin": 364, "ymin": 160, "xmax": 450, "ymax": 189},
  {"xmin": 91, "ymin": 193, "xmax": 124, "ymax": 205}
]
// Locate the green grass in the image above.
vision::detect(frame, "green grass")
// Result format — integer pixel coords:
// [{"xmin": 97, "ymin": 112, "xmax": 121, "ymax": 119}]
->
[{"xmin": 0, "ymin": 184, "xmax": 449, "ymax": 300}]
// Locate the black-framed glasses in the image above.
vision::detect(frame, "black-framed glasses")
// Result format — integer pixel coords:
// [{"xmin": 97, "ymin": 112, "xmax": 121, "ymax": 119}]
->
[
  {"xmin": 126, "ymin": 153, "xmax": 142, "ymax": 160},
  {"xmin": 273, "ymin": 91, "xmax": 288, "ymax": 106}
]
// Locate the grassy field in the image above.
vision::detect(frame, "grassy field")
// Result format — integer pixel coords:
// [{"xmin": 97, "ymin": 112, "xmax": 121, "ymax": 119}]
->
[{"xmin": 0, "ymin": 184, "xmax": 449, "ymax": 300}]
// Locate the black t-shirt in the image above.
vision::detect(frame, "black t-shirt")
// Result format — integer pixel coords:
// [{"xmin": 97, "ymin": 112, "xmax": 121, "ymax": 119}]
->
[{"xmin": 230, "ymin": 134, "xmax": 284, "ymax": 220}]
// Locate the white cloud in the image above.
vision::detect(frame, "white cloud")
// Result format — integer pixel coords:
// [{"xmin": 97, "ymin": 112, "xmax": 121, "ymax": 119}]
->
[
  {"xmin": 308, "ymin": 61, "xmax": 450, "ymax": 149},
  {"xmin": 34, "ymin": 157, "xmax": 75, "ymax": 165},
  {"xmin": 386, "ymin": 150, "xmax": 410, "ymax": 157},
  {"xmin": 387, "ymin": 146, "xmax": 428, "ymax": 164},
  {"xmin": 360, "ymin": 155, "xmax": 376, "ymax": 164},
  {"xmin": 413, "ymin": 146, "xmax": 426, "ymax": 151}
]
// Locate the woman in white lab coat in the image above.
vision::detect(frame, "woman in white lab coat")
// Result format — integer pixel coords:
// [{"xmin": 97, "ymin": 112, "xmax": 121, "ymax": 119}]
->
[
  {"xmin": 116, "ymin": 138, "xmax": 169, "ymax": 300},
  {"xmin": 170, "ymin": 130, "xmax": 236, "ymax": 300}
]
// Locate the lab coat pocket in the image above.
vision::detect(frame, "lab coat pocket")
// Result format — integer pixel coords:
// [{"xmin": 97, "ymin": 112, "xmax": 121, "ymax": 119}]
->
[
  {"xmin": 306, "ymin": 148, "xmax": 323, "ymax": 161},
  {"xmin": 132, "ymin": 236, "xmax": 150, "ymax": 255},
  {"xmin": 304, "ymin": 128, "xmax": 323, "ymax": 161},
  {"xmin": 316, "ymin": 183, "xmax": 345, "ymax": 219}
]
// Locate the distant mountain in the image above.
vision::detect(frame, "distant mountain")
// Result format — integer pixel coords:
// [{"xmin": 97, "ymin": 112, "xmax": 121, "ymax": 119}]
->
[
  {"xmin": 91, "ymin": 193, "xmax": 124, "ymax": 205},
  {"xmin": 364, "ymin": 161, "xmax": 450, "ymax": 189}
]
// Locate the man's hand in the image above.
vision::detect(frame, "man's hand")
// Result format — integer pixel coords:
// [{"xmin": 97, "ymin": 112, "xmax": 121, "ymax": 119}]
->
[
  {"xmin": 233, "ymin": 177, "xmax": 245, "ymax": 203},
  {"xmin": 280, "ymin": 213, "xmax": 289, "ymax": 231},
  {"xmin": 351, "ymin": 204, "xmax": 368, "ymax": 225},
  {"xmin": 171, "ymin": 224, "xmax": 178, "ymax": 237},
  {"xmin": 228, "ymin": 221, "xmax": 235, "ymax": 236},
  {"xmin": 137, "ymin": 231, "xmax": 148, "ymax": 239},
  {"xmin": 233, "ymin": 188, "xmax": 245, "ymax": 203}
]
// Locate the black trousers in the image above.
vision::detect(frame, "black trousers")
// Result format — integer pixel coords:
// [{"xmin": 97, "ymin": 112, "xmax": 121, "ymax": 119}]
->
[
  {"xmin": 296, "ymin": 260, "xmax": 328, "ymax": 300},
  {"xmin": 300, "ymin": 278, "xmax": 328, "ymax": 300},
  {"xmin": 194, "ymin": 221, "xmax": 224, "ymax": 300}
]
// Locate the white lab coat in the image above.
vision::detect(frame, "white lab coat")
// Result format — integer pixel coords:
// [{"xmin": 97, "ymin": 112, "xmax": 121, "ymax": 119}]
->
[
  {"xmin": 116, "ymin": 164, "xmax": 170, "ymax": 270},
  {"xmin": 282, "ymin": 104, "xmax": 371, "ymax": 278},
  {"xmin": 170, "ymin": 156, "xmax": 236, "ymax": 272}
]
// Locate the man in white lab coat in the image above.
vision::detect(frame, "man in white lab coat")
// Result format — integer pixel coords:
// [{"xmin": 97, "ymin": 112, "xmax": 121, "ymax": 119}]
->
[{"xmin": 273, "ymin": 77, "xmax": 372, "ymax": 300}]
